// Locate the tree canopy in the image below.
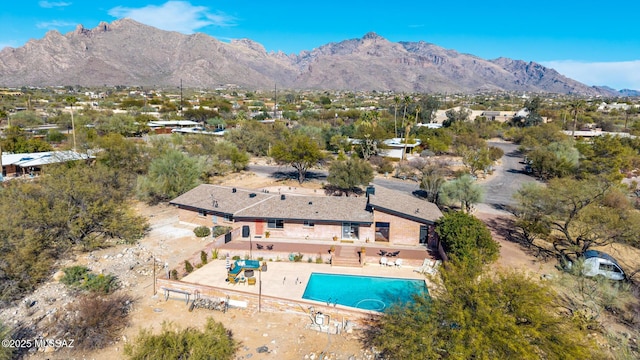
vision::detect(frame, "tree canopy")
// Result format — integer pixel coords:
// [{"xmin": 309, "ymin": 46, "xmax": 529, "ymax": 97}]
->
[
  {"xmin": 441, "ymin": 174, "xmax": 484, "ymax": 213},
  {"xmin": 514, "ymin": 177, "xmax": 640, "ymax": 260},
  {"xmin": 270, "ymin": 134, "xmax": 325, "ymax": 183},
  {"xmin": 136, "ymin": 149, "xmax": 203, "ymax": 203},
  {"xmin": 363, "ymin": 264, "xmax": 604, "ymax": 360},
  {"xmin": 326, "ymin": 157, "xmax": 374, "ymax": 195}
]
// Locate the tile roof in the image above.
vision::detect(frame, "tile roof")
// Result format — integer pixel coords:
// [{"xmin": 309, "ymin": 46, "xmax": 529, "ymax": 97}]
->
[
  {"xmin": 367, "ymin": 186, "xmax": 443, "ymax": 223},
  {"xmin": 235, "ymin": 193, "xmax": 373, "ymax": 223}
]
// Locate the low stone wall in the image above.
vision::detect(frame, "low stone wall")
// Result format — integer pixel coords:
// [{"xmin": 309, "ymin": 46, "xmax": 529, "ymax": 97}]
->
[{"xmin": 156, "ymin": 277, "xmax": 371, "ymax": 321}]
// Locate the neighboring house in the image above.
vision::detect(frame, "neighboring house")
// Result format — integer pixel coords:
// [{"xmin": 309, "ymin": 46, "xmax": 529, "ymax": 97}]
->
[
  {"xmin": 1, "ymin": 150, "xmax": 93, "ymax": 179},
  {"xmin": 169, "ymin": 184, "xmax": 443, "ymax": 248}
]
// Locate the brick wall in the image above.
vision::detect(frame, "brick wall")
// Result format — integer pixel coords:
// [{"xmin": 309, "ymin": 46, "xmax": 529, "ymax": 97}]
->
[
  {"xmin": 373, "ymin": 211, "xmax": 424, "ymax": 246},
  {"xmin": 235, "ymin": 219, "xmax": 374, "ymax": 242}
]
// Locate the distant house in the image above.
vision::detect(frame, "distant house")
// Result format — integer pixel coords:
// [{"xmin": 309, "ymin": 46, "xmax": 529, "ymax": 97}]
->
[
  {"xmin": 1, "ymin": 150, "xmax": 93, "ymax": 179},
  {"xmin": 169, "ymin": 184, "xmax": 442, "ymax": 248}
]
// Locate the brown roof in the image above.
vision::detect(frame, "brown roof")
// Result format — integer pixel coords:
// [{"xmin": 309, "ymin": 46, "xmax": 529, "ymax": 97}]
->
[
  {"xmin": 368, "ymin": 186, "xmax": 443, "ymax": 224},
  {"xmin": 169, "ymin": 184, "xmax": 273, "ymax": 214},
  {"xmin": 235, "ymin": 194, "xmax": 373, "ymax": 223}
]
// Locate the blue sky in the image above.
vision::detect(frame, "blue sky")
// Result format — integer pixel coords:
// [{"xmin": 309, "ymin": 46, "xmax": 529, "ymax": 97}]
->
[{"xmin": 1, "ymin": 0, "xmax": 639, "ymax": 90}]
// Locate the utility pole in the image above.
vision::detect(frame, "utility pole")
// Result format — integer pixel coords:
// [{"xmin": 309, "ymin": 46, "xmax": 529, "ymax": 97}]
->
[
  {"xmin": 179, "ymin": 79, "xmax": 183, "ymax": 114},
  {"xmin": 273, "ymin": 84, "xmax": 277, "ymax": 119}
]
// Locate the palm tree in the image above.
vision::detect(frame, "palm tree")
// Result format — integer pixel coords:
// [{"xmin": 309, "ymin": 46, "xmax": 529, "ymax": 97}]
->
[
  {"xmin": 65, "ymin": 96, "xmax": 77, "ymax": 151},
  {"xmin": 393, "ymin": 96, "xmax": 400, "ymax": 138},
  {"xmin": 402, "ymin": 104, "xmax": 420, "ymax": 161},
  {"xmin": 569, "ymin": 100, "xmax": 586, "ymax": 136}
]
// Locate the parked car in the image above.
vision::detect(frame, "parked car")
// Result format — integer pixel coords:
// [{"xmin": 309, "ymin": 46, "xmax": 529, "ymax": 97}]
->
[{"xmin": 570, "ymin": 250, "xmax": 626, "ymax": 281}]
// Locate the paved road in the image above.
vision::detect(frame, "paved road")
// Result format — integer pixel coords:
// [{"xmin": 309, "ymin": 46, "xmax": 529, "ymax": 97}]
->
[
  {"xmin": 248, "ymin": 142, "xmax": 537, "ymax": 210},
  {"xmin": 247, "ymin": 165, "xmax": 420, "ymax": 193},
  {"xmin": 481, "ymin": 141, "xmax": 538, "ymax": 210}
]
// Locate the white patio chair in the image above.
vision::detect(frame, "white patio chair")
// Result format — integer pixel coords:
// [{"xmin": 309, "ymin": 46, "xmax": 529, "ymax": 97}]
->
[
  {"xmin": 380, "ymin": 256, "xmax": 388, "ymax": 267},
  {"xmin": 387, "ymin": 259, "xmax": 395, "ymax": 267},
  {"xmin": 395, "ymin": 258, "xmax": 403, "ymax": 268}
]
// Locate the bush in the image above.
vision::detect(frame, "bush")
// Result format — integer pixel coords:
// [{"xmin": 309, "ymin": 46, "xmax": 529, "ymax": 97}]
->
[
  {"xmin": 211, "ymin": 248, "xmax": 219, "ymax": 260},
  {"xmin": 124, "ymin": 318, "xmax": 238, "ymax": 360},
  {"xmin": 61, "ymin": 266, "xmax": 119, "ymax": 294},
  {"xmin": 60, "ymin": 266, "xmax": 91, "ymax": 286},
  {"xmin": 170, "ymin": 269, "xmax": 178, "ymax": 280},
  {"xmin": 212, "ymin": 226, "xmax": 232, "ymax": 237},
  {"xmin": 200, "ymin": 250, "xmax": 208, "ymax": 265},
  {"xmin": 50, "ymin": 294, "xmax": 132, "ymax": 350},
  {"xmin": 194, "ymin": 226, "xmax": 211, "ymax": 238},
  {"xmin": 293, "ymin": 253, "xmax": 304, "ymax": 262},
  {"xmin": 184, "ymin": 260, "xmax": 194, "ymax": 274}
]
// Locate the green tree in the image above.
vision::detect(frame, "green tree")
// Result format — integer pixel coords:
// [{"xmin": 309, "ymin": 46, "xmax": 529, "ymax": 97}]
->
[
  {"xmin": 363, "ymin": 264, "xmax": 603, "ymax": 360},
  {"xmin": 441, "ymin": 174, "xmax": 484, "ymax": 213},
  {"xmin": 569, "ymin": 99, "xmax": 586, "ymax": 136},
  {"xmin": 327, "ymin": 157, "xmax": 374, "ymax": 195},
  {"xmin": 443, "ymin": 107, "xmax": 471, "ymax": 127},
  {"xmin": 353, "ymin": 110, "xmax": 387, "ymax": 160},
  {"xmin": 436, "ymin": 211, "xmax": 499, "ymax": 269},
  {"xmin": 270, "ymin": 134, "xmax": 325, "ymax": 183},
  {"xmin": 137, "ymin": 149, "xmax": 203, "ymax": 203},
  {"xmin": 125, "ymin": 318, "xmax": 238, "ymax": 360},
  {"xmin": 514, "ymin": 177, "xmax": 640, "ymax": 261}
]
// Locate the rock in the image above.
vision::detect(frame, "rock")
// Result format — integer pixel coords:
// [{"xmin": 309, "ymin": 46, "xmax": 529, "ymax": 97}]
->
[
  {"xmin": 262, "ymin": 333, "xmax": 268, "ymax": 337},
  {"xmin": 256, "ymin": 345, "xmax": 269, "ymax": 353},
  {"xmin": 52, "ymin": 270, "xmax": 65, "ymax": 282}
]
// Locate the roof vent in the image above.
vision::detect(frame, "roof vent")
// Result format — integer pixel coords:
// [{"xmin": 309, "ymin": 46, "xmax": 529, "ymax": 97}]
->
[
  {"xmin": 308, "ymin": 201, "xmax": 313, "ymax": 205},
  {"xmin": 232, "ymin": 188, "xmax": 237, "ymax": 193},
  {"xmin": 249, "ymin": 193, "xmax": 257, "ymax": 198},
  {"xmin": 281, "ymin": 194, "xmax": 286, "ymax": 200}
]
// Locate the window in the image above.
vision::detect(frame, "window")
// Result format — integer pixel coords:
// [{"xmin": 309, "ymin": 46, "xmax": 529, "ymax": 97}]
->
[
  {"xmin": 303, "ymin": 220, "xmax": 315, "ymax": 228},
  {"xmin": 375, "ymin": 222, "xmax": 390, "ymax": 242},
  {"xmin": 267, "ymin": 219, "xmax": 284, "ymax": 229},
  {"xmin": 198, "ymin": 209, "xmax": 206, "ymax": 217},
  {"xmin": 599, "ymin": 263, "xmax": 622, "ymax": 273},
  {"xmin": 223, "ymin": 214, "xmax": 233, "ymax": 222}
]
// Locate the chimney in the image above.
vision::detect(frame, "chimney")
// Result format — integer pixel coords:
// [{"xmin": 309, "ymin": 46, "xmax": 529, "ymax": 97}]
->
[
  {"xmin": 232, "ymin": 188, "xmax": 237, "ymax": 193},
  {"xmin": 281, "ymin": 194, "xmax": 286, "ymax": 200},
  {"xmin": 366, "ymin": 185, "xmax": 375, "ymax": 197}
]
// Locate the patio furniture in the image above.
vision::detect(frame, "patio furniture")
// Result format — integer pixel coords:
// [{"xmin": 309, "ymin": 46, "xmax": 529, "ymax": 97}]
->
[
  {"xmin": 380, "ymin": 256, "xmax": 388, "ymax": 266},
  {"xmin": 266, "ymin": 244, "xmax": 274, "ymax": 250},
  {"xmin": 247, "ymin": 277, "xmax": 256, "ymax": 286},
  {"xmin": 378, "ymin": 250, "xmax": 387, "ymax": 256},
  {"xmin": 387, "ymin": 259, "xmax": 395, "ymax": 267},
  {"xmin": 256, "ymin": 244, "xmax": 264, "ymax": 250},
  {"xmin": 395, "ymin": 258, "xmax": 403, "ymax": 267}
]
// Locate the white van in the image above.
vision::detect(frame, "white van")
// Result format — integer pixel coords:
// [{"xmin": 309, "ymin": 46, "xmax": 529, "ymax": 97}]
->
[{"xmin": 580, "ymin": 250, "xmax": 625, "ymax": 281}]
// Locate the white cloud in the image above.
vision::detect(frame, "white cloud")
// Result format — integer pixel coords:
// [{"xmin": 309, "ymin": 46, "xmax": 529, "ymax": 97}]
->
[
  {"xmin": 39, "ymin": 1, "xmax": 71, "ymax": 8},
  {"xmin": 36, "ymin": 20, "xmax": 77, "ymax": 29},
  {"xmin": 108, "ymin": 1, "xmax": 235, "ymax": 34},
  {"xmin": 540, "ymin": 60, "xmax": 640, "ymax": 91}
]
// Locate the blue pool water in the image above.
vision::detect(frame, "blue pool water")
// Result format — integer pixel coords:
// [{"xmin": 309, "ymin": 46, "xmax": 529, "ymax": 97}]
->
[{"xmin": 302, "ymin": 273, "xmax": 428, "ymax": 311}]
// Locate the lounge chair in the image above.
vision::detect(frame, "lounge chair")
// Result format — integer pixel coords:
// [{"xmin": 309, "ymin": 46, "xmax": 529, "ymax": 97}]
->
[
  {"xmin": 380, "ymin": 256, "xmax": 388, "ymax": 267},
  {"xmin": 266, "ymin": 244, "xmax": 274, "ymax": 250},
  {"xmin": 423, "ymin": 260, "xmax": 442, "ymax": 275},
  {"xmin": 413, "ymin": 258, "xmax": 435, "ymax": 274},
  {"xmin": 256, "ymin": 244, "xmax": 264, "ymax": 250}
]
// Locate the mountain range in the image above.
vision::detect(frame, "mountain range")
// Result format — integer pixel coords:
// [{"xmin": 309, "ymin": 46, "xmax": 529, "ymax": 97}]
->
[{"xmin": 0, "ymin": 19, "xmax": 628, "ymax": 96}]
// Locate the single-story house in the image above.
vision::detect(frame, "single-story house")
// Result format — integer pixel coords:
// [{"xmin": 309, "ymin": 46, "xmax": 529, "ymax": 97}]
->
[
  {"xmin": 1, "ymin": 150, "xmax": 93, "ymax": 179},
  {"xmin": 169, "ymin": 184, "xmax": 443, "ymax": 248}
]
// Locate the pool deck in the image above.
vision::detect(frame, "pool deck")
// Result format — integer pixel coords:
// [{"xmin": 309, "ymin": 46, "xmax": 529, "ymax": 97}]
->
[{"xmin": 182, "ymin": 259, "xmax": 432, "ymax": 306}]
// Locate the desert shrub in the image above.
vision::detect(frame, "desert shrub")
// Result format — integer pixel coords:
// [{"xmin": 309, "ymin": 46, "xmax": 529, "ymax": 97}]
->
[
  {"xmin": 124, "ymin": 318, "xmax": 238, "ymax": 360},
  {"xmin": 60, "ymin": 266, "xmax": 119, "ymax": 294},
  {"xmin": 184, "ymin": 260, "xmax": 194, "ymax": 274},
  {"xmin": 293, "ymin": 253, "xmax": 304, "ymax": 262},
  {"xmin": 194, "ymin": 226, "xmax": 211, "ymax": 238},
  {"xmin": 0, "ymin": 321, "xmax": 13, "ymax": 359},
  {"xmin": 170, "ymin": 269, "xmax": 178, "ymax": 280},
  {"xmin": 315, "ymin": 257, "xmax": 324, "ymax": 264},
  {"xmin": 51, "ymin": 294, "xmax": 132, "ymax": 350},
  {"xmin": 232, "ymin": 255, "xmax": 241, "ymax": 260},
  {"xmin": 211, "ymin": 248, "xmax": 219, "ymax": 260},
  {"xmin": 200, "ymin": 250, "xmax": 208, "ymax": 265},
  {"xmin": 60, "ymin": 266, "xmax": 91, "ymax": 286},
  {"xmin": 212, "ymin": 226, "xmax": 232, "ymax": 238}
]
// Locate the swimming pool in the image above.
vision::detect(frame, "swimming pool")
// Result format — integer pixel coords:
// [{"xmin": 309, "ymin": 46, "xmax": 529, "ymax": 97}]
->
[{"xmin": 302, "ymin": 273, "xmax": 428, "ymax": 311}]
